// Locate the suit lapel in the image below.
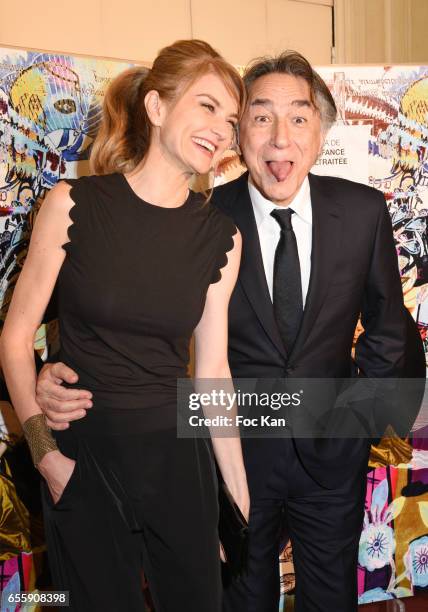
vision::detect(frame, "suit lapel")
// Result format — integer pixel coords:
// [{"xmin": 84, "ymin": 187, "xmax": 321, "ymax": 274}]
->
[
  {"xmin": 290, "ymin": 174, "xmax": 342, "ymax": 361},
  {"xmin": 231, "ymin": 173, "xmax": 288, "ymax": 360}
]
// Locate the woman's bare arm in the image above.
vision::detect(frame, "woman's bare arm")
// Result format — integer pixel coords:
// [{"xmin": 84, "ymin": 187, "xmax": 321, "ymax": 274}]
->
[
  {"xmin": 0, "ymin": 181, "xmax": 77, "ymax": 500},
  {"xmin": 194, "ymin": 230, "xmax": 249, "ymax": 519}
]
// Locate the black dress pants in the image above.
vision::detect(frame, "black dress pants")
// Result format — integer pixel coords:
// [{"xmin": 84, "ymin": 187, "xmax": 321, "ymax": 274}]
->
[
  {"xmin": 223, "ymin": 438, "xmax": 369, "ymax": 612},
  {"xmin": 42, "ymin": 420, "xmax": 221, "ymax": 612}
]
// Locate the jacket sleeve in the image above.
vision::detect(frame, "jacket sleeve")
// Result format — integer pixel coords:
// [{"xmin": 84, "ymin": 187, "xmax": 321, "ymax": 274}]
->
[
  {"xmin": 355, "ymin": 192, "xmax": 407, "ymax": 377},
  {"xmin": 354, "ymin": 191, "xmax": 425, "ymax": 437}
]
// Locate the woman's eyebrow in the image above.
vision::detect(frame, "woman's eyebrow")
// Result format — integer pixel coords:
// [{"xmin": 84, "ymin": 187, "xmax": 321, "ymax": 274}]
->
[
  {"xmin": 197, "ymin": 93, "xmax": 238, "ymax": 119},
  {"xmin": 196, "ymin": 93, "xmax": 220, "ymax": 106}
]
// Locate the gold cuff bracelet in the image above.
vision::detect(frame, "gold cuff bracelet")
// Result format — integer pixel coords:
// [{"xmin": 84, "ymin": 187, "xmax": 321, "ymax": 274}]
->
[{"xmin": 22, "ymin": 414, "xmax": 58, "ymax": 467}]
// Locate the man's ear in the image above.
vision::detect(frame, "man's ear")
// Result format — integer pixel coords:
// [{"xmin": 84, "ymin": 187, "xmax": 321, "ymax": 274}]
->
[{"xmin": 144, "ymin": 90, "xmax": 164, "ymax": 127}]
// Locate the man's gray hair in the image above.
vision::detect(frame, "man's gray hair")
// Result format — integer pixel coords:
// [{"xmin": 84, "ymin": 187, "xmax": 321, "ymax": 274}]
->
[{"xmin": 243, "ymin": 50, "xmax": 337, "ymax": 132}]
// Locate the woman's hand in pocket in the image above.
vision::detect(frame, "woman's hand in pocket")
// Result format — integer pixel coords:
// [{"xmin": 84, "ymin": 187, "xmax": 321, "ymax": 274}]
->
[{"xmin": 37, "ymin": 449, "xmax": 77, "ymax": 504}]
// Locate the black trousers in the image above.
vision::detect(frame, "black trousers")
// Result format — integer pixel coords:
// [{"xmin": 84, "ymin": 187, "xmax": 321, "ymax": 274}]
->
[
  {"xmin": 42, "ymin": 418, "xmax": 221, "ymax": 612},
  {"xmin": 223, "ymin": 438, "xmax": 369, "ymax": 612}
]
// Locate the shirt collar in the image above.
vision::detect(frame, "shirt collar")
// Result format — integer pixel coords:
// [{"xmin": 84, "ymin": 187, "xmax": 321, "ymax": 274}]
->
[{"xmin": 248, "ymin": 175, "xmax": 312, "ymax": 228}]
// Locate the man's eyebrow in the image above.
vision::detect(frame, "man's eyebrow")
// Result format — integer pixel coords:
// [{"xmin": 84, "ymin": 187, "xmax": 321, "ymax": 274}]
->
[
  {"xmin": 250, "ymin": 98, "xmax": 273, "ymax": 108},
  {"xmin": 249, "ymin": 98, "xmax": 313, "ymax": 109},
  {"xmin": 291, "ymin": 99, "xmax": 312, "ymax": 108},
  {"xmin": 196, "ymin": 93, "xmax": 238, "ymax": 119}
]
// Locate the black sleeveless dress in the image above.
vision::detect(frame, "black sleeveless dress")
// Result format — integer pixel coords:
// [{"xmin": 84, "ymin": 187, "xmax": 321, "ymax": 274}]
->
[{"xmin": 42, "ymin": 172, "xmax": 237, "ymax": 612}]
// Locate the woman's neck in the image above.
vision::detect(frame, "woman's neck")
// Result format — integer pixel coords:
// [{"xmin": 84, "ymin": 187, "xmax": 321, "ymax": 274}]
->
[{"xmin": 125, "ymin": 145, "xmax": 191, "ymax": 208}]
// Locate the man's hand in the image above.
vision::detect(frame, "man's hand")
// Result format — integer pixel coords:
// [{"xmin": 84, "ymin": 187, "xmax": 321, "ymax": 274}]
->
[{"xmin": 36, "ymin": 362, "xmax": 92, "ymax": 430}]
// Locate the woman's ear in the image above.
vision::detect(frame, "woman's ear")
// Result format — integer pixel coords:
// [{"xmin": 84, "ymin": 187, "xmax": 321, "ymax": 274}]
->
[{"xmin": 144, "ymin": 90, "xmax": 164, "ymax": 127}]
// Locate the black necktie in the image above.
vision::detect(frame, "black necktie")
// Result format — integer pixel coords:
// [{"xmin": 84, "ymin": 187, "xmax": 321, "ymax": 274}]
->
[{"xmin": 270, "ymin": 208, "xmax": 303, "ymax": 354}]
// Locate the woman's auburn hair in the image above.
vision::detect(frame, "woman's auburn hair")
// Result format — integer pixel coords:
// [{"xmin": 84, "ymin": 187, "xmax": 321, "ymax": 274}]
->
[{"xmin": 90, "ymin": 39, "xmax": 245, "ymax": 175}]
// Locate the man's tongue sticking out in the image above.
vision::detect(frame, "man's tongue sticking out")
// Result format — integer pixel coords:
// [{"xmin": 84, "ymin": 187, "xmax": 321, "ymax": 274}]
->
[{"xmin": 267, "ymin": 160, "xmax": 292, "ymax": 182}]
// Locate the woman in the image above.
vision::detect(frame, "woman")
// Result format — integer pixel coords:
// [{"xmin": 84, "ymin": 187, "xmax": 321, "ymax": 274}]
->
[{"xmin": 0, "ymin": 40, "xmax": 249, "ymax": 611}]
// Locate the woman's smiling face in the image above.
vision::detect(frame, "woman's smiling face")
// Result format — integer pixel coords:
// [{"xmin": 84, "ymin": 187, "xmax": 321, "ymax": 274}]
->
[{"xmin": 155, "ymin": 72, "xmax": 239, "ymax": 176}]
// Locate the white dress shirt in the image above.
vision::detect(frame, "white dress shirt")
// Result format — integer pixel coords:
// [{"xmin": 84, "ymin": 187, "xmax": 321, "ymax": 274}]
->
[{"xmin": 248, "ymin": 176, "xmax": 312, "ymax": 307}]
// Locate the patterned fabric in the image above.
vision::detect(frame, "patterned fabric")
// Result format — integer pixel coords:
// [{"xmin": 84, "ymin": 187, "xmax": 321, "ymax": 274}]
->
[
  {"xmin": 0, "ymin": 552, "xmax": 38, "ymax": 611},
  {"xmin": 0, "ymin": 460, "xmax": 31, "ymax": 561}
]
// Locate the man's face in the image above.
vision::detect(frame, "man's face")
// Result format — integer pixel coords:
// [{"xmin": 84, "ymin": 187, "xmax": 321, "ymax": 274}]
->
[{"xmin": 239, "ymin": 73, "xmax": 325, "ymax": 206}]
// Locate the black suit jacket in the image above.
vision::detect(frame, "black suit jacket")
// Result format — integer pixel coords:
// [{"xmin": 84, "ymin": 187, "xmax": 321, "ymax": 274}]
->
[{"xmin": 212, "ymin": 171, "xmax": 425, "ymax": 492}]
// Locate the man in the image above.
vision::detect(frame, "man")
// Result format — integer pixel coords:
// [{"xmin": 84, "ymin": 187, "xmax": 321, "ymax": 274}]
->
[{"xmin": 35, "ymin": 52, "xmax": 424, "ymax": 611}]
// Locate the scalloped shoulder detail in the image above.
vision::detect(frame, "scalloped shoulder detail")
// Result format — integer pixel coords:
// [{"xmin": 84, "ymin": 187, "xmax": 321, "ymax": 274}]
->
[
  {"xmin": 210, "ymin": 211, "xmax": 238, "ymax": 284},
  {"xmin": 61, "ymin": 177, "xmax": 89, "ymax": 254}
]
